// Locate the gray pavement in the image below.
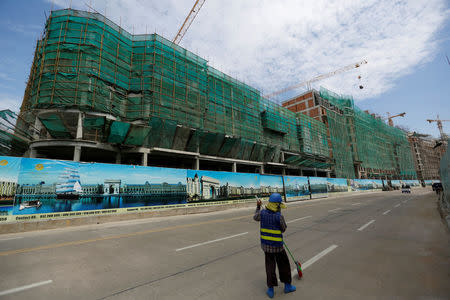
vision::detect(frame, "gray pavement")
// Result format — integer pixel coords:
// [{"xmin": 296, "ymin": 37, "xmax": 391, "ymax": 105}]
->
[{"xmin": 0, "ymin": 189, "xmax": 449, "ymax": 299}]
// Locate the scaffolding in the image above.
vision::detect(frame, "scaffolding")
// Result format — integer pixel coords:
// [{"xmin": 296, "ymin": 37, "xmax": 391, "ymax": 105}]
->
[{"xmin": 319, "ymin": 87, "xmax": 416, "ymax": 179}]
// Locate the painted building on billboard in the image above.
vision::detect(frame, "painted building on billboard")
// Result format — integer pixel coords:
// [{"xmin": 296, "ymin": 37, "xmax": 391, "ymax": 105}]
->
[
  {"xmin": 104, "ymin": 180, "xmax": 121, "ymax": 195},
  {"xmin": 17, "ymin": 183, "xmax": 56, "ymax": 195},
  {"xmin": 0, "ymin": 181, "xmax": 17, "ymax": 198},
  {"xmin": 201, "ymin": 176, "xmax": 220, "ymax": 199}
]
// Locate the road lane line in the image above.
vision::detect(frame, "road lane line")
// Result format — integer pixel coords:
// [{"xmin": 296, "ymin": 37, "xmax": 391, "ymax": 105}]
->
[
  {"xmin": 290, "ymin": 245, "xmax": 338, "ymax": 277},
  {"xmin": 357, "ymin": 220, "xmax": 375, "ymax": 231},
  {"xmin": 394, "ymin": 204, "xmax": 400, "ymax": 208},
  {"xmin": 382, "ymin": 209, "xmax": 391, "ymax": 215},
  {"xmin": 402, "ymin": 200, "xmax": 407, "ymax": 203},
  {"xmin": 328, "ymin": 208, "xmax": 341, "ymax": 212},
  {"xmin": 287, "ymin": 216, "xmax": 312, "ymax": 224},
  {"xmin": 0, "ymin": 280, "xmax": 52, "ymax": 296},
  {"xmin": 0, "ymin": 237, "xmax": 23, "ymax": 241},
  {"xmin": 352, "ymin": 203, "xmax": 361, "ymax": 205},
  {"xmin": 175, "ymin": 232, "xmax": 248, "ymax": 251}
]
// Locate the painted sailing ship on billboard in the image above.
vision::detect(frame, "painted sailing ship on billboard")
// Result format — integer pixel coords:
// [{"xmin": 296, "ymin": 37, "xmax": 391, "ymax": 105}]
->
[{"xmin": 55, "ymin": 167, "xmax": 82, "ymax": 200}]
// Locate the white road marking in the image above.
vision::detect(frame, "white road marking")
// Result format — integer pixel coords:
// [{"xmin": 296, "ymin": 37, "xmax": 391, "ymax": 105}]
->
[
  {"xmin": 175, "ymin": 232, "xmax": 248, "ymax": 251},
  {"xmin": 352, "ymin": 203, "xmax": 361, "ymax": 205},
  {"xmin": 287, "ymin": 216, "xmax": 312, "ymax": 224},
  {"xmin": 290, "ymin": 244, "xmax": 339, "ymax": 277},
  {"xmin": 382, "ymin": 209, "xmax": 391, "ymax": 215},
  {"xmin": 0, "ymin": 237, "xmax": 23, "ymax": 241},
  {"xmin": 0, "ymin": 280, "xmax": 52, "ymax": 296},
  {"xmin": 394, "ymin": 204, "xmax": 400, "ymax": 208},
  {"xmin": 328, "ymin": 208, "xmax": 341, "ymax": 212},
  {"xmin": 402, "ymin": 200, "xmax": 407, "ymax": 203},
  {"xmin": 357, "ymin": 220, "xmax": 375, "ymax": 231}
]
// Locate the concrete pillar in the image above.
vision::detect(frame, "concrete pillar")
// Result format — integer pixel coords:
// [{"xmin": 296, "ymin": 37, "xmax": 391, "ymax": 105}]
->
[
  {"xmin": 232, "ymin": 162, "xmax": 237, "ymax": 173},
  {"xmin": 299, "ymin": 169, "xmax": 304, "ymax": 176},
  {"xmin": 73, "ymin": 146, "xmax": 81, "ymax": 162},
  {"xmin": 29, "ymin": 147, "xmax": 37, "ymax": 158},
  {"xmin": 115, "ymin": 152, "xmax": 121, "ymax": 164},
  {"xmin": 141, "ymin": 153, "xmax": 148, "ymax": 166},
  {"xmin": 326, "ymin": 171, "xmax": 331, "ymax": 178},
  {"xmin": 33, "ymin": 117, "xmax": 42, "ymax": 140},
  {"xmin": 282, "ymin": 168, "xmax": 286, "ymax": 176},
  {"xmin": 76, "ymin": 112, "xmax": 83, "ymax": 139},
  {"xmin": 260, "ymin": 165, "xmax": 264, "ymax": 175},
  {"xmin": 281, "ymin": 151, "xmax": 285, "ymax": 162},
  {"xmin": 194, "ymin": 157, "xmax": 200, "ymax": 170},
  {"xmin": 314, "ymin": 168, "xmax": 318, "ymax": 177}
]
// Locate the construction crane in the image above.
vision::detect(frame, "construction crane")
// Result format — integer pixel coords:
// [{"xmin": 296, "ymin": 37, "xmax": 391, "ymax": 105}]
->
[
  {"xmin": 427, "ymin": 115, "xmax": 450, "ymax": 140},
  {"xmin": 384, "ymin": 112, "xmax": 406, "ymax": 126},
  {"xmin": 172, "ymin": 0, "xmax": 206, "ymax": 45},
  {"xmin": 263, "ymin": 59, "xmax": 368, "ymax": 101}
]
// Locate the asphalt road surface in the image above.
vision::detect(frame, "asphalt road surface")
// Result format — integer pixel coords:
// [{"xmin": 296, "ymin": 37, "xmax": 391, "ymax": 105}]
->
[{"xmin": 0, "ymin": 189, "xmax": 449, "ymax": 299}]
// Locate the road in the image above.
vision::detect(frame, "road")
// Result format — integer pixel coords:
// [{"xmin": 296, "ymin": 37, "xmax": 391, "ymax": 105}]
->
[{"xmin": 0, "ymin": 189, "xmax": 449, "ymax": 299}]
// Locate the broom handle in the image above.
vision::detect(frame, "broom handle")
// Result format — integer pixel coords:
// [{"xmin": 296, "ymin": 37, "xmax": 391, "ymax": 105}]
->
[{"xmin": 283, "ymin": 241, "xmax": 297, "ymax": 262}]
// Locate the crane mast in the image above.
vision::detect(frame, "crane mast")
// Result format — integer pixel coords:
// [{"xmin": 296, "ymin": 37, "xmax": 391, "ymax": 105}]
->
[
  {"xmin": 427, "ymin": 115, "xmax": 450, "ymax": 140},
  {"xmin": 172, "ymin": 0, "xmax": 206, "ymax": 45}
]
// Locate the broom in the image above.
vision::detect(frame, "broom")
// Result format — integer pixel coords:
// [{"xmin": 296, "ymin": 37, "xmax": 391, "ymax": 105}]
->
[{"xmin": 283, "ymin": 241, "xmax": 303, "ymax": 279}]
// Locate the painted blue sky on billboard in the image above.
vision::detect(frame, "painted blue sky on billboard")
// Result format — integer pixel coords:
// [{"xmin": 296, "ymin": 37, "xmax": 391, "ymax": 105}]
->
[
  {"xmin": 16, "ymin": 158, "xmax": 186, "ymax": 185},
  {"xmin": 0, "ymin": 156, "xmax": 22, "ymax": 182},
  {"xmin": 79, "ymin": 163, "xmax": 185, "ymax": 185}
]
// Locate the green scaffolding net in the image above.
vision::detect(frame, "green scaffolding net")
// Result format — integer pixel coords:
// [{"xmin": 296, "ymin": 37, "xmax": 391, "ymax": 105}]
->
[{"xmin": 319, "ymin": 87, "xmax": 416, "ymax": 178}]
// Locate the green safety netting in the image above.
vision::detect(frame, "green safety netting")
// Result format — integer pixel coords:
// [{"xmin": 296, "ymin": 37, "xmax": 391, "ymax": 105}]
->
[
  {"xmin": 39, "ymin": 114, "xmax": 72, "ymax": 139},
  {"xmin": 83, "ymin": 116, "xmax": 105, "ymax": 129},
  {"xmin": 124, "ymin": 126, "xmax": 150, "ymax": 146},
  {"xmin": 107, "ymin": 121, "xmax": 130, "ymax": 144}
]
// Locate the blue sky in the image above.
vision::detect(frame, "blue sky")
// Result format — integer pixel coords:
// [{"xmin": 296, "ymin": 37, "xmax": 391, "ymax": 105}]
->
[{"xmin": 0, "ymin": 0, "xmax": 449, "ymax": 137}]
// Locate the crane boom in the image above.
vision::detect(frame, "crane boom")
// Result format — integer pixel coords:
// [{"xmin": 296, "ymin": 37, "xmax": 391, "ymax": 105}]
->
[
  {"xmin": 384, "ymin": 112, "xmax": 406, "ymax": 126},
  {"xmin": 263, "ymin": 59, "xmax": 367, "ymax": 100},
  {"xmin": 172, "ymin": 0, "xmax": 206, "ymax": 45}
]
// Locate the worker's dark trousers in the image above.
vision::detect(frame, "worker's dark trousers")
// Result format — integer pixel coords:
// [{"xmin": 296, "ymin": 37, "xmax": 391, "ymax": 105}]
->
[{"xmin": 265, "ymin": 249, "xmax": 292, "ymax": 287}]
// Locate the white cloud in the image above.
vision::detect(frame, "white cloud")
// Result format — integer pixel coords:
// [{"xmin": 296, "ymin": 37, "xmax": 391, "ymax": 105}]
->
[
  {"xmin": 48, "ymin": 0, "xmax": 448, "ymax": 102},
  {"xmin": 0, "ymin": 94, "xmax": 21, "ymax": 112}
]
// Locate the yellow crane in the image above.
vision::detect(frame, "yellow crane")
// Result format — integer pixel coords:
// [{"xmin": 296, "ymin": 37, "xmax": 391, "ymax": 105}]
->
[
  {"xmin": 173, "ymin": 0, "xmax": 206, "ymax": 45},
  {"xmin": 263, "ymin": 60, "xmax": 368, "ymax": 101},
  {"xmin": 384, "ymin": 112, "xmax": 406, "ymax": 126},
  {"xmin": 427, "ymin": 115, "xmax": 450, "ymax": 140}
]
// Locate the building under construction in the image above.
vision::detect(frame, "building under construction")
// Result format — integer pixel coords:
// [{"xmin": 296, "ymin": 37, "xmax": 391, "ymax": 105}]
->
[
  {"xmin": 2, "ymin": 9, "xmax": 422, "ymax": 179},
  {"xmin": 408, "ymin": 133, "xmax": 447, "ymax": 181}
]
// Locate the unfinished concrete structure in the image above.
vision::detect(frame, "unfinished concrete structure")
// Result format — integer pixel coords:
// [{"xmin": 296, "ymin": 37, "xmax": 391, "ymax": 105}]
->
[{"xmin": 408, "ymin": 133, "xmax": 447, "ymax": 182}]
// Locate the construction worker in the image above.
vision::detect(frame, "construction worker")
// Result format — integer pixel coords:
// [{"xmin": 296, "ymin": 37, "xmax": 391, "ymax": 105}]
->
[{"xmin": 254, "ymin": 193, "xmax": 296, "ymax": 298}]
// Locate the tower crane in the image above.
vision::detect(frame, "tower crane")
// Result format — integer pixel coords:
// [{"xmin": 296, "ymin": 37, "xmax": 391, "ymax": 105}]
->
[
  {"xmin": 263, "ymin": 59, "xmax": 368, "ymax": 102},
  {"xmin": 427, "ymin": 115, "xmax": 450, "ymax": 140},
  {"xmin": 172, "ymin": 0, "xmax": 206, "ymax": 45},
  {"xmin": 384, "ymin": 112, "xmax": 406, "ymax": 127}
]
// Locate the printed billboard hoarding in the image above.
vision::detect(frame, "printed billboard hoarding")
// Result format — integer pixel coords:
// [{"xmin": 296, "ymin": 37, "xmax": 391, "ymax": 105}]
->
[
  {"xmin": 327, "ymin": 178, "xmax": 349, "ymax": 193},
  {"xmin": 309, "ymin": 177, "xmax": 328, "ymax": 199},
  {"xmin": 13, "ymin": 158, "xmax": 187, "ymax": 215},
  {"xmin": 0, "ymin": 156, "xmax": 22, "ymax": 215},
  {"xmin": 186, "ymin": 170, "xmax": 283, "ymax": 203},
  {"xmin": 284, "ymin": 176, "xmax": 310, "ymax": 202}
]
